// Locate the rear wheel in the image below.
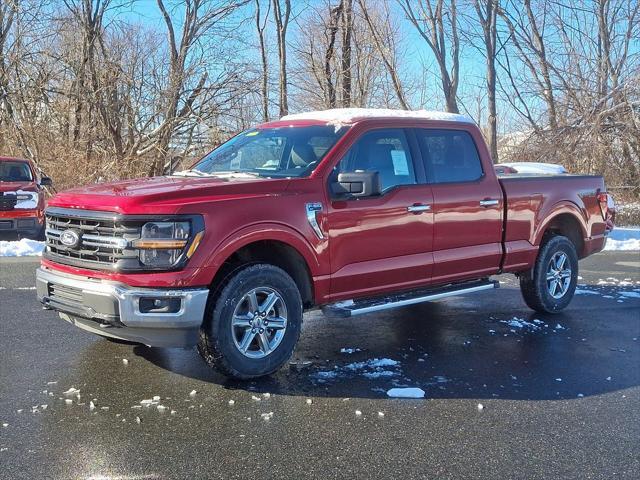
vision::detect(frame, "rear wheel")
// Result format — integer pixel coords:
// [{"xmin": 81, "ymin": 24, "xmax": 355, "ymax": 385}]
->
[
  {"xmin": 519, "ymin": 235, "xmax": 579, "ymax": 313},
  {"xmin": 197, "ymin": 264, "xmax": 303, "ymax": 379}
]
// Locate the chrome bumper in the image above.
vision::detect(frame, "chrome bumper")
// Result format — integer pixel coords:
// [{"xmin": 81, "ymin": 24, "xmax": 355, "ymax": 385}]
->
[{"xmin": 36, "ymin": 267, "xmax": 209, "ymax": 347}]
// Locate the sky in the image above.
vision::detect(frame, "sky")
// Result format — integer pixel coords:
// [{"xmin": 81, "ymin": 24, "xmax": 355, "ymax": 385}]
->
[{"xmin": 104, "ymin": 0, "xmax": 639, "ymax": 135}]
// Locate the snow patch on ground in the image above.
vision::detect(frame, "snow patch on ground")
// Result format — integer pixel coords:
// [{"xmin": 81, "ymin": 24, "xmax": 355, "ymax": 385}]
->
[
  {"xmin": 386, "ymin": 387, "xmax": 426, "ymax": 399},
  {"xmin": 500, "ymin": 317, "xmax": 543, "ymax": 331},
  {"xmin": 311, "ymin": 358, "xmax": 401, "ymax": 382},
  {"xmin": 340, "ymin": 347, "xmax": 361, "ymax": 354},
  {"xmin": 0, "ymin": 239, "xmax": 44, "ymax": 257},
  {"xmin": 604, "ymin": 227, "xmax": 640, "ymax": 251}
]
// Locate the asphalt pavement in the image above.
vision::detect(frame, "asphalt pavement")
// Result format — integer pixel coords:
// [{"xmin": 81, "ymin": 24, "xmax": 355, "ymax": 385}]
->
[{"xmin": 0, "ymin": 252, "xmax": 639, "ymax": 479}]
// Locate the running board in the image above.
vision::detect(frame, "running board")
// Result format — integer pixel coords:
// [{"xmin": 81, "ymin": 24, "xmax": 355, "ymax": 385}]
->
[{"xmin": 323, "ymin": 279, "xmax": 499, "ymax": 317}]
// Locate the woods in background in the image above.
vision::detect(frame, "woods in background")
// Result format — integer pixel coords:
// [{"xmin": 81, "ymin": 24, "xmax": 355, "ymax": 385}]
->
[{"xmin": 0, "ymin": 0, "xmax": 638, "ymax": 195}]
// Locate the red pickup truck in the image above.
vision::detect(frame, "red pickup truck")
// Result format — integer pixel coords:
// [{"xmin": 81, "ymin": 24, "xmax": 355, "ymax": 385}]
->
[
  {"xmin": 0, "ymin": 156, "xmax": 52, "ymax": 238},
  {"xmin": 36, "ymin": 109, "xmax": 614, "ymax": 379}
]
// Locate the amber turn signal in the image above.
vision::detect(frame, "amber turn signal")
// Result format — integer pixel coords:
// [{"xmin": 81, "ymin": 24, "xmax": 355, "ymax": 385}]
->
[
  {"xmin": 186, "ymin": 231, "xmax": 204, "ymax": 258},
  {"xmin": 132, "ymin": 239, "xmax": 188, "ymax": 249}
]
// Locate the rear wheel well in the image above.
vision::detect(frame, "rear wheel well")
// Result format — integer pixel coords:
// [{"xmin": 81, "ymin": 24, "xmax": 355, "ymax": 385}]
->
[
  {"xmin": 541, "ymin": 214, "xmax": 584, "ymax": 257},
  {"xmin": 210, "ymin": 240, "xmax": 314, "ymax": 308}
]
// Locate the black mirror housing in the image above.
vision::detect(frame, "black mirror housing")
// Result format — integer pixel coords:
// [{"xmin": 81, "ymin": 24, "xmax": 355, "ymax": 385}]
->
[
  {"xmin": 332, "ymin": 171, "xmax": 381, "ymax": 198},
  {"xmin": 40, "ymin": 176, "xmax": 53, "ymax": 187}
]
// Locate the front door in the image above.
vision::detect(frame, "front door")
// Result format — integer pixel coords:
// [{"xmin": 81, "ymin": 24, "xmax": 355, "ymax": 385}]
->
[{"xmin": 326, "ymin": 128, "xmax": 434, "ymax": 299}]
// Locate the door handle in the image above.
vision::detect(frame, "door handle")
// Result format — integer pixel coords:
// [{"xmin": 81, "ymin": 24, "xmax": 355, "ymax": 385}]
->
[
  {"xmin": 479, "ymin": 199, "xmax": 499, "ymax": 207},
  {"xmin": 407, "ymin": 204, "xmax": 431, "ymax": 213}
]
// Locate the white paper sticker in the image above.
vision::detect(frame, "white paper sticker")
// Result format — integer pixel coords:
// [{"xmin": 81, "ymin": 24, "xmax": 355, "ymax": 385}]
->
[{"xmin": 390, "ymin": 150, "xmax": 410, "ymax": 175}]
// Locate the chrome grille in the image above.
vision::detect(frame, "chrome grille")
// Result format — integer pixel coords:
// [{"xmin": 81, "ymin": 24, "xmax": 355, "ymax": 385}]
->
[{"xmin": 45, "ymin": 208, "xmax": 142, "ymax": 270}]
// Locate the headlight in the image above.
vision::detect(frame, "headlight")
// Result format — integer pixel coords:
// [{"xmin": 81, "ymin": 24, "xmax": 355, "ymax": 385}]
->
[
  {"xmin": 14, "ymin": 190, "xmax": 39, "ymax": 209},
  {"xmin": 132, "ymin": 221, "xmax": 200, "ymax": 268}
]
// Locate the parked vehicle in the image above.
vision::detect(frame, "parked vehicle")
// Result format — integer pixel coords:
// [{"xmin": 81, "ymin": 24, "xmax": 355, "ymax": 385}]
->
[
  {"xmin": 35, "ymin": 109, "xmax": 614, "ymax": 379},
  {"xmin": 0, "ymin": 156, "xmax": 52, "ymax": 239}
]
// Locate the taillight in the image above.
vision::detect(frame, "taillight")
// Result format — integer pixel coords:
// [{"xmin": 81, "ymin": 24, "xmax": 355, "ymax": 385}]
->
[{"xmin": 597, "ymin": 192, "xmax": 610, "ymax": 220}]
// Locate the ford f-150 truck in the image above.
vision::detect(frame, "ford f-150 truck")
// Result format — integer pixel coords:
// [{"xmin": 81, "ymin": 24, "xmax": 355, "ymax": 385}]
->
[
  {"xmin": 35, "ymin": 109, "xmax": 614, "ymax": 379},
  {"xmin": 0, "ymin": 156, "xmax": 52, "ymax": 238}
]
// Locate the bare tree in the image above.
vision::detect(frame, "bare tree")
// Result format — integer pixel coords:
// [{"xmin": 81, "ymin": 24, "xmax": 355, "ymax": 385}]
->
[
  {"xmin": 272, "ymin": 0, "xmax": 290, "ymax": 116},
  {"xmin": 255, "ymin": 0, "xmax": 270, "ymax": 122},
  {"xmin": 340, "ymin": 0, "xmax": 353, "ymax": 106},
  {"xmin": 358, "ymin": 0, "xmax": 410, "ymax": 109},
  {"xmin": 399, "ymin": 0, "xmax": 459, "ymax": 113},
  {"xmin": 324, "ymin": 0, "xmax": 344, "ymax": 108},
  {"xmin": 472, "ymin": 0, "xmax": 499, "ymax": 161}
]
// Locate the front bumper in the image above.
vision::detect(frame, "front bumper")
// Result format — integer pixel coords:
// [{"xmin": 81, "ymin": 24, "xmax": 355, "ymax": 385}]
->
[
  {"xmin": 0, "ymin": 211, "xmax": 42, "ymax": 235},
  {"xmin": 36, "ymin": 267, "xmax": 209, "ymax": 347}
]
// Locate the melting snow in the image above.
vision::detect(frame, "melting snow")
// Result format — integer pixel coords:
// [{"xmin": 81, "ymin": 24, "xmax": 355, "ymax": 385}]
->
[
  {"xmin": 500, "ymin": 317, "xmax": 541, "ymax": 331},
  {"xmin": 312, "ymin": 357, "xmax": 401, "ymax": 382},
  {"xmin": 362, "ymin": 370, "xmax": 397, "ymax": 379},
  {"xmin": 619, "ymin": 291, "xmax": 640, "ymax": 299},
  {"xmin": 340, "ymin": 347, "xmax": 362, "ymax": 354},
  {"xmin": 386, "ymin": 387, "xmax": 426, "ymax": 399},
  {"xmin": 575, "ymin": 289, "xmax": 599, "ymax": 295}
]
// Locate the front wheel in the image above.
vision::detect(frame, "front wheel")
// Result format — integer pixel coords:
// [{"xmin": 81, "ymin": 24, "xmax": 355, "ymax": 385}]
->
[
  {"xmin": 197, "ymin": 264, "xmax": 303, "ymax": 379},
  {"xmin": 519, "ymin": 235, "xmax": 579, "ymax": 314}
]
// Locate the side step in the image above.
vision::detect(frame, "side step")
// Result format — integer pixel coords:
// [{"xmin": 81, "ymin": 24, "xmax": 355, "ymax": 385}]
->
[{"xmin": 323, "ymin": 279, "xmax": 499, "ymax": 317}]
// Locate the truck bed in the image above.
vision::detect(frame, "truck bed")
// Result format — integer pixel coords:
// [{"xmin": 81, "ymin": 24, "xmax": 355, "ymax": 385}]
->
[{"xmin": 498, "ymin": 174, "xmax": 607, "ymax": 273}]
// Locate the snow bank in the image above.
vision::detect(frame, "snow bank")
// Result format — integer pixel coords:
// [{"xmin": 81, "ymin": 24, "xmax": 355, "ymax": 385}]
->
[
  {"xmin": 604, "ymin": 227, "xmax": 640, "ymax": 251},
  {"xmin": 282, "ymin": 108, "xmax": 473, "ymax": 127},
  {"xmin": 0, "ymin": 239, "xmax": 44, "ymax": 257}
]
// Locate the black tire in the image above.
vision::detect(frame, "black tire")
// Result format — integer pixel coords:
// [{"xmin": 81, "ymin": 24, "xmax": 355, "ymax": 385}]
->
[
  {"xmin": 197, "ymin": 263, "xmax": 303, "ymax": 379},
  {"xmin": 519, "ymin": 235, "xmax": 579, "ymax": 314}
]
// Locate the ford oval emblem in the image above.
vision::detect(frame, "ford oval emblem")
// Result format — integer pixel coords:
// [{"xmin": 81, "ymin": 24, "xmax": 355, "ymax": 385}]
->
[{"xmin": 60, "ymin": 229, "xmax": 81, "ymax": 248}]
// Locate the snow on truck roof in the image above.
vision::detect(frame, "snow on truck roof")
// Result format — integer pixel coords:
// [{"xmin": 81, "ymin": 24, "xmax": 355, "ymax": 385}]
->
[{"xmin": 281, "ymin": 108, "xmax": 474, "ymax": 126}]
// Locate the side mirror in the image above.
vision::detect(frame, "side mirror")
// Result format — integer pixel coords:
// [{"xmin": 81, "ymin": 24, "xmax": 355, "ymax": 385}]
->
[
  {"xmin": 332, "ymin": 171, "xmax": 381, "ymax": 198},
  {"xmin": 40, "ymin": 177, "xmax": 53, "ymax": 187}
]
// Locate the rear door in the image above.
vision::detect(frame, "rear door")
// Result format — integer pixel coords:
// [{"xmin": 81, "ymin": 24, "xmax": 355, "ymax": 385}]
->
[
  {"xmin": 414, "ymin": 128, "xmax": 503, "ymax": 284},
  {"xmin": 326, "ymin": 128, "xmax": 434, "ymax": 298}
]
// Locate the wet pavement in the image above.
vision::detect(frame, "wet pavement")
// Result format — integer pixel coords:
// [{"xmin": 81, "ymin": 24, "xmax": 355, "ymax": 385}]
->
[{"xmin": 1, "ymin": 252, "xmax": 639, "ymax": 479}]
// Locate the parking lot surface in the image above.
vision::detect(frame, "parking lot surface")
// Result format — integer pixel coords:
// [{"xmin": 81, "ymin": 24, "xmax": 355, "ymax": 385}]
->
[{"xmin": 1, "ymin": 252, "xmax": 639, "ymax": 479}]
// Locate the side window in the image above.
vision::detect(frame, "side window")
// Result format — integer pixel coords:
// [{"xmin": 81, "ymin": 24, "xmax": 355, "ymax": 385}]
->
[
  {"xmin": 336, "ymin": 129, "xmax": 416, "ymax": 192},
  {"xmin": 416, "ymin": 129, "xmax": 483, "ymax": 183}
]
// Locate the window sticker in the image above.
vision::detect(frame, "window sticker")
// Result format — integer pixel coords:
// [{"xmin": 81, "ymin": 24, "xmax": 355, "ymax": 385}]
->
[
  {"xmin": 390, "ymin": 150, "xmax": 410, "ymax": 175},
  {"xmin": 245, "ymin": 130, "xmax": 260, "ymax": 137}
]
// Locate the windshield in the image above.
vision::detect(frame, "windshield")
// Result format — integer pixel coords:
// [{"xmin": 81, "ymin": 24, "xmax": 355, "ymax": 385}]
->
[
  {"xmin": 186, "ymin": 125, "xmax": 347, "ymax": 178},
  {"xmin": 0, "ymin": 161, "xmax": 33, "ymax": 182}
]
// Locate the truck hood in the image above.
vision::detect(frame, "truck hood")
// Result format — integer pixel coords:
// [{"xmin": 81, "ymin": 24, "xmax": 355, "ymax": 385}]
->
[
  {"xmin": 47, "ymin": 175, "xmax": 292, "ymax": 214},
  {"xmin": 0, "ymin": 181, "xmax": 36, "ymax": 193}
]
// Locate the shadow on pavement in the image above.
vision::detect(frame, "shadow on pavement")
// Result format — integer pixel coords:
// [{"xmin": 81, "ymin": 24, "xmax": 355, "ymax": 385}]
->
[{"xmin": 133, "ymin": 286, "xmax": 640, "ymax": 401}]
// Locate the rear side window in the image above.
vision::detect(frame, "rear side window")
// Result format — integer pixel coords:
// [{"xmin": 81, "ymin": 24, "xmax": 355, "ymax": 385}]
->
[
  {"xmin": 336, "ymin": 129, "xmax": 416, "ymax": 192},
  {"xmin": 415, "ymin": 129, "xmax": 483, "ymax": 184}
]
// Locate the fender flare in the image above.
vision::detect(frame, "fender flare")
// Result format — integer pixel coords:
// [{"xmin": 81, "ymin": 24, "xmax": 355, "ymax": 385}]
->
[
  {"xmin": 532, "ymin": 201, "xmax": 588, "ymax": 247},
  {"xmin": 204, "ymin": 222, "xmax": 322, "ymax": 281}
]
